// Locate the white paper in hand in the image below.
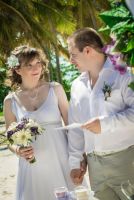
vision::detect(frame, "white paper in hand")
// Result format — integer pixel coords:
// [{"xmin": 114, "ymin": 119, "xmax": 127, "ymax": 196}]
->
[{"xmin": 55, "ymin": 123, "xmax": 82, "ymax": 130}]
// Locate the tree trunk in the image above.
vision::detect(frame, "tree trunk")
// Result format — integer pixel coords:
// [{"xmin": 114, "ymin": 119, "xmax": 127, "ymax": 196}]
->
[
  {"xmin": 43, "ymin": 48, "xmax": 53, "ymax": 82},
  {"xmin": 54, "ymin": 45, "xmax": 62, "ymax": 84},
  {"xmin": 87, "ymin": 0, "xmax": 97, "ymax": 29},
  {"xmin": 78, "ymin": 0, "xmax": 83, "ymax": 28}
]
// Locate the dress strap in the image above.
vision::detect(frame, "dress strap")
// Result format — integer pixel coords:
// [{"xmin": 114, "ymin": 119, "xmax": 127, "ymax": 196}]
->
[
  {"xmin": 12, "ymin": 92, "xmax": 26, "ymax": 111},
  {"xmin": 49, "ymin": 81, "xmax": 60, "ymax": 87},
  {"xmin": 49, "ymin": 82, "xmax": 59, "ymax": 104}
]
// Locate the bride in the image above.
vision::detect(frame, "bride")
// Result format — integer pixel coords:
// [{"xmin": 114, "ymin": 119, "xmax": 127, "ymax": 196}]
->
[{"xmin": 4, "ymin": 45, "xmax": 78, "ymax": 200}]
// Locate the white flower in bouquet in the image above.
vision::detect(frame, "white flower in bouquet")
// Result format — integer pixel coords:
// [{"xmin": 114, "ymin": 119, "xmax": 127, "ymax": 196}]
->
[
  {"xmin": 8, "ymin": 122, "xmax": 18, "ymax": 131},
  {"xmin": 12, "ymin": 129, "xmax": 32, "ymax": 146},
  {"xmin": 2, "ymin": 118, "xmax": 44, "ymax": 163}
]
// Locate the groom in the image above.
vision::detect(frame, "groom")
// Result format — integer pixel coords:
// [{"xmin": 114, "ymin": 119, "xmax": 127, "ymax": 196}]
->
[{"xmin": 67, "ymin": 27, "xmax": 134, "ymax": 200}]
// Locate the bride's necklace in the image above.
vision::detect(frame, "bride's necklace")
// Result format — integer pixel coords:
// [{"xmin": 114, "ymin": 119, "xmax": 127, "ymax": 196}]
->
[
  {"xmin": 28, "ymin": 88, "xmax": 39, "ymax": 101},
  {"xmin": 20, "ymin": 85, "xmax": 39, "ymax": 102}
]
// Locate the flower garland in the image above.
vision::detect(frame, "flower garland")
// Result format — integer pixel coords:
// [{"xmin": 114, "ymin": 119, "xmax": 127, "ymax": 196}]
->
[
  {"xmin": 102, "ymin": 34, "xmax": 127, "ymax": 75},
  {"xmin": 99, "ymin": 0, "xmax": 134, "ymax": 90}
]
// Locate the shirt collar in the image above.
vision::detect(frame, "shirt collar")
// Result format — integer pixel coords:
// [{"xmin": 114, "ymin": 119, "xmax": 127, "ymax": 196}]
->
[
  {"xmin": 99, "ymin": 57, "xmax": 115, "ymax": 76},
  {"xmin": 79, "ymin": 57, "xmax": 115, "ymax": 81}
]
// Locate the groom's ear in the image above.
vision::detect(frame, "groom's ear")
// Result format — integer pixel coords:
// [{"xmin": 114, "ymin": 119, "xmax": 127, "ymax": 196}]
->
[{"xmin": 83, "ymin": 46, "xmax": 91, "ymax": 55}]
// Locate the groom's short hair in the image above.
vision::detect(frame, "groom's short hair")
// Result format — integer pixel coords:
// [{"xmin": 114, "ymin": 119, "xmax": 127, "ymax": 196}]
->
[{"xmin": 68, "ymin": 27, "xmax": 104, "ymax": 53}]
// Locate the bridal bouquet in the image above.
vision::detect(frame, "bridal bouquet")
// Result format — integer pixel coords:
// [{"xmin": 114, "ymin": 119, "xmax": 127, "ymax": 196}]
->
[{"xmin": 0, "ymin": 118, "xmax": 44, "ymax": 163}]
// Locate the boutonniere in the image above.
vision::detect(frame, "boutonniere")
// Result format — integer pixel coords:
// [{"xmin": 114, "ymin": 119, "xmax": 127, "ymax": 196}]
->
[{"xmin": 102, "ymin": 82, "xmax": 112, "ymax": 101}]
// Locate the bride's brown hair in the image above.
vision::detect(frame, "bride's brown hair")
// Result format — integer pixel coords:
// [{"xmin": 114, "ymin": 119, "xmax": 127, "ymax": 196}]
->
[{"xmin": 7, "ymin": 45, "xmax": 49, "ymax": 88}]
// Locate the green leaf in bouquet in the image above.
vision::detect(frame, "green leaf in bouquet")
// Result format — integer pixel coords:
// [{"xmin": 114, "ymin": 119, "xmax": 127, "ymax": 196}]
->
[
  {"xmin": 28, "ymin": 138, "xmax": 33, "ymax": 143},
  {"xmin": 0, "ymin": 128, "xmax": 9, "ymax": 146},
  {"xmin": 30, "ymin": 157, "xmax": 36, "ymax": 164},
  {"xmin": 99, "ymin": 5, "xmax": 131, "ymax": 28},
  {"xmin": 0, "ymin": 135, "xmax": 9, "ymax": 146},
  {"xmin": 9, "ymin": 138, "xmax": 14, "ymax": 145},
  {"xmin": 128, "ymin": 81, "xmax": 134, "ymax": 91}
]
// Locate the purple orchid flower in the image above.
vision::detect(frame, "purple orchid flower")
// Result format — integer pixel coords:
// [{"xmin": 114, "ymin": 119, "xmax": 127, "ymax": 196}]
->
[
  {"xmin": 7, "ymin": 130, "xmax": 14, "ymax": 139},
  {"xmin": 16, "ymin": 123, "xmax": 25, "ymax": 130},
  {"xmin": 30, "ymin": 127, "xmax": 39, "ymax": 135},
  {"xmin": 114, "ymin": 65, "xmax": 127, "ymax": 74}
]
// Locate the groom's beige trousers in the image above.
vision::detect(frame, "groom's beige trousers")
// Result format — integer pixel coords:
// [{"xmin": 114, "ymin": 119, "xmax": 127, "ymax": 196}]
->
[{"xmin": 87, "ymin": 145, "xmax": 134, "ymax": 200}]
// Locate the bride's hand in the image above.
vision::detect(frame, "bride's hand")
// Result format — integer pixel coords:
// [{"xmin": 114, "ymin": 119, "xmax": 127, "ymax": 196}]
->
[{"xmin": 16, "ymin": 146, "xmax": 34, "ymax": 161}]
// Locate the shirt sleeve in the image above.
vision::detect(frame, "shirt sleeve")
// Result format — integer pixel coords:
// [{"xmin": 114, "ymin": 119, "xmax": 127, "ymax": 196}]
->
[
  {"xmin": 68, "ymin": 85, "xmax": 85, "ymax": 170},
  {"xmin": 100, "ymin": 75, "xmax": 134, "ymax": 133}
]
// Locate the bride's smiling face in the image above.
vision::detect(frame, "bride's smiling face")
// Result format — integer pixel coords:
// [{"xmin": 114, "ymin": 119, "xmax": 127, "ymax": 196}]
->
[{"xmin": 16, "ymin": 57, "xmax": 43, "ymax": 81}]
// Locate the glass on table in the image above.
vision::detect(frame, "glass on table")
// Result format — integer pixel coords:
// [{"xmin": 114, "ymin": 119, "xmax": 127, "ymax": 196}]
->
[
  {"xmin": 74, "ymin": 186, "xmax": 90, "ymax": 200},
  {"xmin": 69, "ymin": 191, "xmax": 77, "ymax": 200},
  {"xmin": 54, "ymin": 186, "xmax": 70, "ymax": 200},
  {"xmin": 121, "ymin": 180, "xmax": 134, "ymax": 200}
]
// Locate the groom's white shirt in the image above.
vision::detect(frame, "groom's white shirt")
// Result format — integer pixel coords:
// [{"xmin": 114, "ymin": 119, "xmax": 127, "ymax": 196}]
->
[{"xmin": 68, "ymin": 58, "xmax": 134, "ymax": 169}]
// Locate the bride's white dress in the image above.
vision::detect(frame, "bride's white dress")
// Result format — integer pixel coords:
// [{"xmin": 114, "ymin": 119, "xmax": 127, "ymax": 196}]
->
[{"xmin": 8, "ymin": 83, "xmax": 75, "ymax": 200}]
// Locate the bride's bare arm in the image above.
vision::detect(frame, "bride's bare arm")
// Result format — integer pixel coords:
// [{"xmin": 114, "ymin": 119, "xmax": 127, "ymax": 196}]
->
[
  {"xmin": 54, "ymin": 83, "xmax": 69, "ymax": 125},
  {"xmin": 4, "ymin": 98, "xmax": 17, "ymax": 129},
  {"xmin": 3, "ymin": 98, "xmax": 34, "ymax": 161}
]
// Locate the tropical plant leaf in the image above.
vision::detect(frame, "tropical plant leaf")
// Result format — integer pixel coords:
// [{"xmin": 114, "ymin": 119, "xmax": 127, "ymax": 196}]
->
[
  {"xmin": 99, "ymin": 25, "xmax": 110, "ymax": 34},
  {"xmin": 99, "ymin": 5, "xmax": 131, "ymax": 28},
  {"xmin": 128, "ymin": 81, "xmax": 134, "ymax": 91},
  {"xmin": 130, "ymin": 52, "xmax": 134, "ymax": 66},
  {"xmin": 111, "ymin": 21, "xmax": 134, "ymax": 36},
  {"xmin": 124, "ymin": 38, "xmax": 134, "ymax": 52}
]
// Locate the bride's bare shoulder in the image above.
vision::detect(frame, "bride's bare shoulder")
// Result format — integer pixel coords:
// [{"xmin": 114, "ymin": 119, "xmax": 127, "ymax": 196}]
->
[{"xmin": 49, "ymin": 81, "xmax": 60, "ymax": 87}]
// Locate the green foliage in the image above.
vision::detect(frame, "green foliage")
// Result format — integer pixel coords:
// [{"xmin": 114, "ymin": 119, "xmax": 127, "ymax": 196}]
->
[
  {"xmin": 49, "ymin": 54, "xmax": 79, "ymax": 99},
  {"xmin": 60, "ymin": 62, "xmax": 79, "ymax": 99},
  {"xmin": 0, "ymin": 66, "xmax": 10, "ymax": 111},
  {"xmin": 0, "ymin": 112, "xmax": 3, "ymax": 116},
  {"xmin": 100, "ymin": 5, "xmax": 130, "ymax": 28},
  {"xmin": 128, "ymin": 81, "xmax": 134, "ymax": 90},
  {"xmin": 99, "ymin": 0, "xmax": 134, "ymax": 66},
  {"xmin": 0, "ymin": 67, "xmax": 6, "ymax": 84}
]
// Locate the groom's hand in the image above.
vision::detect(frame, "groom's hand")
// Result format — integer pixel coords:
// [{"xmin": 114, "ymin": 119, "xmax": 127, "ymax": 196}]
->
[
  {"xmin": 80, "ymin": 158, "xmax": 87, "ymax": 176},
  {"xmin": 70, "ymin": 169, "xmax": 84, "ymax": 185}
]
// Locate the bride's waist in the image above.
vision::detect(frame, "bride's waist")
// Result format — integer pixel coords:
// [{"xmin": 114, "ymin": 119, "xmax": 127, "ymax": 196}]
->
[{"xmin": 39, "ymin": 120, "xmax": 62, "ymax": 127}]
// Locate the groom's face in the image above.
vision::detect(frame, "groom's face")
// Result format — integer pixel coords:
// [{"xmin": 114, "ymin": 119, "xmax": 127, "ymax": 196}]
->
[{"xmin": 68, "ymin": 40, "xmax": 91, "ymax": 72}]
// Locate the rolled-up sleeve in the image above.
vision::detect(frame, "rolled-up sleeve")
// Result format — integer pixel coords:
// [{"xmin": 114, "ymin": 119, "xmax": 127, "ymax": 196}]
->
[{"xmin": 68, "ymin": 85, "xmax": 85, "ymax": 170}]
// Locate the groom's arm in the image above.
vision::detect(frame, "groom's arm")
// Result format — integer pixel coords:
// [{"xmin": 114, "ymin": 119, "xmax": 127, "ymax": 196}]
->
[{"xmin": 68, "ymin": 94, "xmax": 86, "ymax": 184}]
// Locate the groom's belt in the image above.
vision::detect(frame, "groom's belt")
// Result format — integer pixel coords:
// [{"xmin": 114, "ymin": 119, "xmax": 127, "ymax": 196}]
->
[{"xmin": 89, "ymin": 145, "xmax": 134, "ymax": 156}]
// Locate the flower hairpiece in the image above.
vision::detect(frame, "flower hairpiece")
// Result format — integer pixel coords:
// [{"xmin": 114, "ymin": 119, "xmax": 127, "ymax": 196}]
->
[{"xmin": 7, "ymin": 54, "xmax": 20, "ymax": 69}]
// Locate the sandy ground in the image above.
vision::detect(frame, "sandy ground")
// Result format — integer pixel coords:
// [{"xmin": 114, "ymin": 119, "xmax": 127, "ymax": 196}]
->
[
  {"xmin": 0, "ymin": 149, "xmax": 18, "ymax": 200},
  {"xmin": 0, "ymin": 149, "xmax": 90, "ymax": 200},
  {"xmin": 0, "ymin": 121, "xmax": 90, "ymax": 200}
]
